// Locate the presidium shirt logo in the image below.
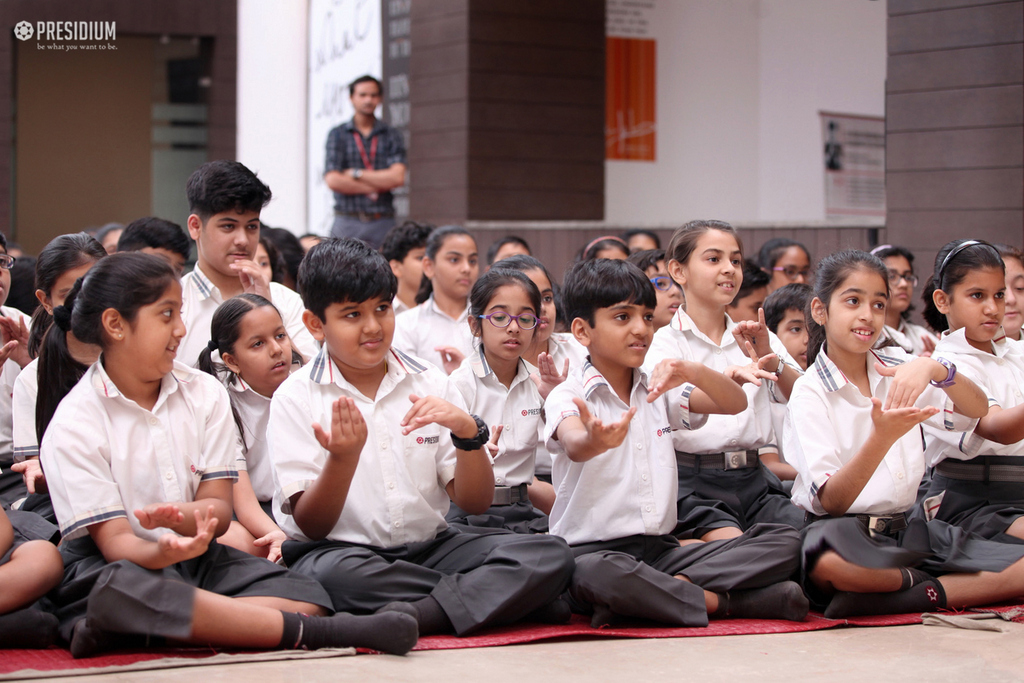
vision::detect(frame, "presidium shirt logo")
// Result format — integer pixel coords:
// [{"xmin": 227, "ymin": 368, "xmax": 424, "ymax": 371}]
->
[
  {"xmin": 13, "ymin": 20, "xmax": 116, "ymax": 41},
  {"xmin": 416, "ymin": 435, "xmax": 439, "ymax": 445}
]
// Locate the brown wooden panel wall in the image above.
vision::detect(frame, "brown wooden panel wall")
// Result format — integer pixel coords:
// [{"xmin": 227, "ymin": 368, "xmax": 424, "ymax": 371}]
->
[
  {"xmin": 409, "ymin": 0, "xmax": 604, "ymax": 225},
  {"xmin": 0, "ymin": 0, "xmax": 237, "ymax": 240},
  {"xmin": 886, "ymin": 0, "xmax": 1024, "ymax": 276}
]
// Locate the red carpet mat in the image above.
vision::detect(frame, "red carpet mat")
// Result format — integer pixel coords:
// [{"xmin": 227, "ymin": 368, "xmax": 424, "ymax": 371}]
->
[{"xmin": 1, "ymin": 604, "xmax": 1021, "ymax": 676}]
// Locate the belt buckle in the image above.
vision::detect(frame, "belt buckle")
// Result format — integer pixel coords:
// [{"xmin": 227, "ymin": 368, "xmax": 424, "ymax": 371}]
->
[
  {"xmin": 492, "ymin": 487, "xmax": 512, "ymax": 506},
  {"xmin": 724, "ymin": 451, "xmax": 749, "ymax": 470},
  {"xmin": 867, "ymin": 515, "xmax": 889, "ymax": 536}
]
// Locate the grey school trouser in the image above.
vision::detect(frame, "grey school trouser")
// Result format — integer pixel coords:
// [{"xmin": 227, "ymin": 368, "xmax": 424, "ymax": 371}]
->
[
  {"xmin": 283, "ymin": 526, "xmax": 575, "ymax": 636},
  {"xmin": 568, "ymin": 523, "xmax": 802, "ymax": 627}
]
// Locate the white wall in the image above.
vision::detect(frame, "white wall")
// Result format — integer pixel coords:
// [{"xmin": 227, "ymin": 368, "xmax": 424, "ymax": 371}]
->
[
  {"xmin": 237, "ymin": 0, "xmax": 309, "ymax": 233},
  {"xmin": 605, "ymin": 0, "xmax": 886, "ymax": 225}
]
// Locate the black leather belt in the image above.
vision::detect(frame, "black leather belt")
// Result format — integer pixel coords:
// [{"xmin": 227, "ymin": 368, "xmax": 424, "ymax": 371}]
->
[
  {"xmin": 936, "ymin": 456, "xmax": 1024, "ymax": 483},
  {"xmin": 493, "ymin": 483, "xmax": 529, "ymax": 506},
  {"xmin": 677, "ymin": 450, "xmax": 759, "ymax": 471}
]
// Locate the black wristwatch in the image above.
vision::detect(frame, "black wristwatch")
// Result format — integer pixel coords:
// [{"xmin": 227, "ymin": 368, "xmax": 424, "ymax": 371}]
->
[{"xmin": 450, "ymin": 414, "xmax": 489, "ymax": 451}]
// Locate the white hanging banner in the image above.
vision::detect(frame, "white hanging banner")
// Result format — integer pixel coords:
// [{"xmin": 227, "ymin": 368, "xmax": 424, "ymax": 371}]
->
[
  {"xmin": 307, "ymin": 0, "xmax": 382, "ymax": 235},
  {"xmin": 820, "ymin": 111, "xmax": 886, "ymax": 218}
]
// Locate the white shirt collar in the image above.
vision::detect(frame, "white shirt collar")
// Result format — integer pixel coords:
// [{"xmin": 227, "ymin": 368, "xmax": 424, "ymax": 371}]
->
[
  {"xmin": 669, "ymin": 308, "xmax": 737, "ymax": 348},
  {"xmin": 90, "ymin": 358, "xmax": 196, "ymax": 410}
]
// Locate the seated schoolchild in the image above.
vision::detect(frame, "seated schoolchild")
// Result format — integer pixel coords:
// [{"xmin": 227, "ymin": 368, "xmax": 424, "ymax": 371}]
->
[
  {"xmin": 380, "ymin": 221, "xmax": 433, "ymax": 315},
  {"xmin": 116, "ymin": 216, "xmax": 191, "ymax": 278},
  {"xmin": 545, "ymin": 259, "xmax": 808, "ymax": 627},
  {"xmin": 0, "ymin": 507, "xmax": 62, "ymax": 648},
  {"xmin": 269, "ymin": 238, "xmax": 576, "ymax": 636}
]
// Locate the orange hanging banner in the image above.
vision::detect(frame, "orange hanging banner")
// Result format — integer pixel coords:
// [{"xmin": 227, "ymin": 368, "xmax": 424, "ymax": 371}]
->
[{"xmin": 605, "ymin": 37, "xmax": 656, "ymax": 161}]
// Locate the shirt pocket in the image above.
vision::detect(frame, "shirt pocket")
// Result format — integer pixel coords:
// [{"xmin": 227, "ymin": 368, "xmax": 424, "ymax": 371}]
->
[{"xmin": 403, "ymin": 428, "xmax": 445, "ymax": 492}]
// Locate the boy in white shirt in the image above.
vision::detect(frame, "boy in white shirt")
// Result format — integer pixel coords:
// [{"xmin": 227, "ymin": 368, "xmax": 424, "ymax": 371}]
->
[
  {"xmin": 545, "ymin": 259, "xmax": 808, "ymax": 627},
  {"xmin": 179, "ymin": 161, "xmax": 317, "ymax": 366},
  {"xmin": 270, "ymin": 239, "xmax": 575, "ymax": 636}
]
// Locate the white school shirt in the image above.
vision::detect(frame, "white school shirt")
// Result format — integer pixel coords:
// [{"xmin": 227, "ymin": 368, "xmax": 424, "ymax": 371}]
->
[
  {"xmin": 528, "ymin": 332, "xmax": 589, "ymax": 477},
  {"xmin": 391, "ymin": 295, "xmax": 474, "ymax": 372},
  {"xmin": 645, "ymin": 308, "xmax": 798, "ymax": 455},
  {"xmin": 450, "ymin": 345, "xmax": 541, "ymax": 487},
  {"xmin": 40, "ymin": 360, "xmax": 239, "ymax": 542},
  {"xmin": 785, "ymin": 347, "xmax": 975, "ymax": 517},
  {"xmin": 268, "ymin": 346, "xmax": 462, "ymax": 546},
  {"xmin": 879, "ymin": 320, "xmax": 939, "ymax": 357},
  {"xmin": 0, "ymin": 306, "xmax": 30, "ymax": 463},
  {"xmin": 923, "ymin": 327, "xmax": 1022, "ymax": 465},
  {"xmin": 392, "ymin": 296, "xmax": 411, "ymax": 316},
  {"xmin": 179, "ymin": 265, "xmax": 318, "ymax": 368},
  {"xmin": 227, "ymin": 378, "xmax": 276, "ymax": 502},
  {"xmin": 543, "ymin": 360, "xmax": 706, "ymax": 545},
  {"xmin": 11, "ymin": 358, "xmax": 39, "ymax": 462}
]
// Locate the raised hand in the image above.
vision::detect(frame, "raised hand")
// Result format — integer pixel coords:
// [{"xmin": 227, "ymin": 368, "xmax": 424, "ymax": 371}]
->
[
  {"xmin": 530, "ymin": 352, "xmax": 569, "ymax": 400},
  {"xmin": 0, "ymin": 316, "xmax": 31, "ymax": 368},
  {"xmin": 731, "ymin": 308, "xmax": 773, "ymax": 359},
  {"xmin": 647, "ymin": 358, "xmax": 698, "ymax": 402},
  {"xmin": 11, "ymin": 459, "xmax": 46, "ymax": 494},
  {"xmin": 229, "ymin": 259, "xmax": 272, "ymax": 299},
  {"xmin": 877, "ymin": 356, "xmax": 945, "ymax": 410},
  {"xmin": 485, "ymin": 424, "xmax": 503, "ymax": 458},
  {"xmin": 724, "ymin": 340, "xmax": 779, "ymax": 387},
  {"xmin": 573, "ymin": 397, "xmax": 636, "ymax": 454},
  {"xmin": 134, "ymin": 503, "xmax": 185, "ymax": 531},
  {"xmin": 312, "ymin": 397, "xmax": 367, "ymax": 463},
  {"xmin": 403, "ymin": 393, "xmax": 477, "ymax": 439},
  {"xmin": 156, "ymin": 507, "xmax": 218, "ymax": 563},
  {"xmin": 869, "ymin": 396, "xmax": 938, "ymax": 443},
  {"xmin": 434, "ymin": 346, "xmax": 465, "ymax": 375}
]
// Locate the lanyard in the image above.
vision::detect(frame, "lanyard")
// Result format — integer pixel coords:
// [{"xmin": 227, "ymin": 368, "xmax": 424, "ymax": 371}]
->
[{"xmin": 352, "ymin": 133, "xmax": 378, "ymax": 170}]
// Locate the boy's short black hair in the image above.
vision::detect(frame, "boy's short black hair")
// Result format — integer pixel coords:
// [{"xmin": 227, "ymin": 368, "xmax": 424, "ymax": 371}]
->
[
  {"xmin": 117, "ymin": 217, "xmax": 191, "ymax": 260},
  {"xmin": 486, "ymin": 235, "xmax": 531, "ymax": 266},
  {"xmin": 349, "ymin": 74, "xmax": 382, "ymax": 96},
  {"xmin": 298, "ymin": 238, "xmax": 397, "ymax": 319},
  {"xmin": 763, "ymin": 283, "xmax": 813, "ymax": 333},
  {"xmin": 561, "ymin": 258, "xmax": 656, "ymax": 327},
  {"xmin": 731, "ymin": 262, "xmax": 770, "ymax": 304},
  {"xmin": 186, "ymin": 160, "xmax": 272, "ymax": 222},
  {"xmin": 627, "ymin": 249, "xmax": 666, "ymax": 273},
  {"xmin": 381, "ymin": 221, "xmax": 434, "ymax": 263}
]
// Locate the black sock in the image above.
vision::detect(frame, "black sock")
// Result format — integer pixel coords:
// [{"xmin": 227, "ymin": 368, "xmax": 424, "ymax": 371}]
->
[
  {"xmin": 69, "ymin": 618, "xmax": 151, "ymax": 659},
  {"xmin": 0, "ymin": 608, "xmax": 58, "ymax": 649},
  {"xmin": 528, "ymin": 597, "xmax": 573, "ymax": 625},
  {"xmin": 589, "ymin": 604, "xmax": 621, "ymax": 629},
  {"xmin": 824, "ymin": 577, "xmax": 947, "ymax": 619},
  {"xmin": 714, "ymin": 581, "xmax": 809, "ymax": 622},
  {"xmin": 378, "ymin": 597, "xmax": 454, "ymax": 636},
  {"xmin": 280, "ymin": 611, "xmax": 419, "ymax": 656}
]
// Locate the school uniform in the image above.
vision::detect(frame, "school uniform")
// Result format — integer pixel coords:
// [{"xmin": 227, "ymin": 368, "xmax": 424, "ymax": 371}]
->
[
  {"xmin": 526, "ymin": 333, "xmax": 588, "ymax": 482},
  {"xmin": 880, "ymin": 319, "xmax": 939, "ymax": 357},
  {"xmin": 392, "ymin": 296, "xmax": 411, "ymax": 316},
  {"xmin": 920, "ymin": 328, "xmax": 1024, "ymax": 542},
  {"xmin": 785, "ymin": 346, "xmax": 1024, "ymax": 606},
  {"xmin": 447, "ymin": 345, "xmax": 547, "ymax": 533},
  {"xmin": 270, "ymin": 346, "xmax": 575, "ymax": 635},
  {"xmin": 544, "ymin": 360, "xmax": 802, "ymax": 626},
  {"xmin": 226, "ymin": 378, "xmax": 278, "ymax": 518},
  {"xmin": 40, "ymin": 360, "xmax": 332, "ymax": 642},
  {"xmin": 0, "ymin": 306, "xmax": 30, "ymax": 507},
  {"xmin": 179, "ymin": 265, "xmax": 318, "ymax": 368},
  {"xmin": 646, "ymin": 309, "xmax": 806, "ymax": 536},
  {"xmin": 391, "ymin": 294, "xmax": 475, "ymax": 373},
  {"xmin": 9, "ymin": 359, "xmax": 57, "ymax": 524}
]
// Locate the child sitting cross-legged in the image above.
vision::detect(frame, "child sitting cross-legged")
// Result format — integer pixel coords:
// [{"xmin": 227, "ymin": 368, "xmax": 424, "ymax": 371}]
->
[{"xmin": 544, "ymin": 259, "xmax": 809, "ymax": 627}]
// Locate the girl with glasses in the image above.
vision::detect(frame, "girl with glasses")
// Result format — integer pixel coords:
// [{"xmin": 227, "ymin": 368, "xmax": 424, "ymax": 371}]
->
[
  {"xmin": 870, "ymin": 245, "xmax": 938, "ymax": 356},
  {"xmin": 447, "ymin": 268, "xmax": 552, "ymax": 533},
  {"xmin": 628, "ymin": 249, "xmax": 684, "ymax": 331}
]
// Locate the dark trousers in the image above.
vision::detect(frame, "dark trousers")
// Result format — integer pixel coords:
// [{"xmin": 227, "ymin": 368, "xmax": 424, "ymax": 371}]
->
[
  {"xmin": 283, "ymin": 526, "xmax": 575, "ymax": 635},
  {"xmin": 446, "ymin": 500, "xmax": 549, "ymax": 534},
  {"xmin": 330, "ymin": 215, "xmax": 395, "ymax": 250},
  {"xmin": 569, "ymin": 524, "xmax": 802, "ymax": 627}
]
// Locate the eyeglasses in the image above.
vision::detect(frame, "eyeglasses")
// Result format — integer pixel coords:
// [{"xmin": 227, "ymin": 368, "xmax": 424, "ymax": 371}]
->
[
  {"xmin": 887, "ymin": 270, "xmax": 918, "ymax": 287},
  {"xmin": 0, "ymin": 254, "xmax": 15, "ymax": 270},
  {"xmin": 773, "ymin": 266, "xmax": 811, "ymax": 281},
  {"xmin": 650, "ymin": 275, "xmax": 674, "ymax": 292},
  {"xmin": 477, "ymin": 311, "xmax": 538, "ymax": 330}
]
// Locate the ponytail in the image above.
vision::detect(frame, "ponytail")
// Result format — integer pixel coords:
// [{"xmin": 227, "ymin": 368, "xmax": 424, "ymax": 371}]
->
[{"xmin": 35, "ymin": 279, "xmax": 88, "ymax": 441}]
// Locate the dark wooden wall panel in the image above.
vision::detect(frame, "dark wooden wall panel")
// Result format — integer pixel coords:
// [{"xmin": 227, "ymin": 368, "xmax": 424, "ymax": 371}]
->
[
  {"xmin": 0, "ymin": 0, "xmax": 237, "ymax": 239},
  {"xmin": 886, "ymin": 0, "xmax": 1024, "ymax": 262}
]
